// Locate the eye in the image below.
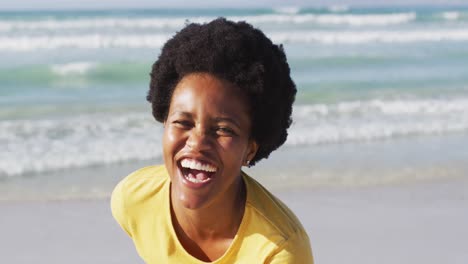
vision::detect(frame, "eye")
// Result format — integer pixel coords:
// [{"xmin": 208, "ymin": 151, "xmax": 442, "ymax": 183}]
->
[
  {"xmin": 172, "ymin": 119, "xmax": 193, "ymax": 129},
  {"xmin": 215, "ymin": 126, "xmax": 236, "ymax": 136}
]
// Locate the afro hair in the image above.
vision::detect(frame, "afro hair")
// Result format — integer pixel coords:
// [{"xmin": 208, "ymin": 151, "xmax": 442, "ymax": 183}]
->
[{"xmin": 147, "ymin": 18, "xmax": 296, "ymax": 165}]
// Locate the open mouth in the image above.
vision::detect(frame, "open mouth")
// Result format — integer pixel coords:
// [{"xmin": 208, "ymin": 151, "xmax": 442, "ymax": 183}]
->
[{"xmin": 179, "ymin": 158, "xmax": 217, "ymax": 184}]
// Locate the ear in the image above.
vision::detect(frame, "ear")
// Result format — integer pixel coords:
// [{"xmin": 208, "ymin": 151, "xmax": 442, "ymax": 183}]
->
[{"xmin": 244, "ymin": 140, "xmax": 258, "ymax": 166}]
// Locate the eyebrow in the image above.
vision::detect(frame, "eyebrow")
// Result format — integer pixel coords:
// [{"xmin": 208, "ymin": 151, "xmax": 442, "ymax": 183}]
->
[
  {"xmin": 169, "ymin": 111, "xmax": 192, "ymax": 118},
  {"xmin": 169, "ymin": 111, "xmax": 242, "ymax": 129},
  {"xmin": 213, "ymin": 117, "xmax": 241, "ymax": 129}
]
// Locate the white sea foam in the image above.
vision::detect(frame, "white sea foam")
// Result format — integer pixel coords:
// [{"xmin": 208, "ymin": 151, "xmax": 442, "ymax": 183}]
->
[
  {"xmin": 309, "ymin": 12, "xmax": 414, "ymax": 26},
  {"xmin": 0, "ymin": 34, "xmax": 171, "ymax": 51},
  {"xmin": 3, "ymin": 28, "xmax": 468, "ymax": 52},
  {"xmin": 272, "ymin": 6, "xmax": 301, "ymax": 15},
  {"xmin": 1, "ymin": 98, "xmax": 467, "ymax": 177},
  {"xmin": 269, "ymin": 29, "xmax": 468, "ymax": 44},
  {"xmin": 0, "ymin": 17, "xmax": 188, "ymax": 31},
  {"xmin": 296, "ymin": 98, "xmax": 468, "ymax": 116},
  {"xmin": 51, "ymin": 62, "xmax": 97, "ymax": 76},
  {"xmin": 328, "ymin": 5, "xmax": 349, "ymax": 13},
  {"xmin": 0, "ymin": 113, "xmax": 163, "ymax": 177},
  {"xmin": 231, "ymin": 13, "xmax": 416, "ymax": 26},
  {"xmin": 287, "ymin": 98, "xmax": 468, "ymax": 146},
  {"xmin": 442, "ymin": 11, "xmax": 460, "ymax": 20},
  {"xmin": 0, "ymin": 12, "xmax": 416, "ymax": 33}
]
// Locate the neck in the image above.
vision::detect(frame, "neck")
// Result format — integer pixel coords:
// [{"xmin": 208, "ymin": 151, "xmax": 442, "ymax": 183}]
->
[{"xmin": 171, "ymin": 177, "xmax": 246, "ymax": 241}]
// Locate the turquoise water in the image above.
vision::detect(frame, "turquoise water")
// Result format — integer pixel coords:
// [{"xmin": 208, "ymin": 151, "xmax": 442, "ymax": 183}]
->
[{"xmin": 1, "ymin": 6, "xmax": 468, "ymax": 198}]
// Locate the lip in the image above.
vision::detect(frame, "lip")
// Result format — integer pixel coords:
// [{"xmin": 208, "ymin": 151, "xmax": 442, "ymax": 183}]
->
[
  {"xmin": 176, "ymin": 155, "xmax": 218, "ymax": 189},
  {"xmin": 177, "ymin": 163, "xmax": 215, "ymax": 189}
]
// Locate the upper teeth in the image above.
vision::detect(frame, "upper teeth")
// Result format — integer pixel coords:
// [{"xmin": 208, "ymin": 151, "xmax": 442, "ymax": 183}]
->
[{"xmin": 180, "ymin": 159, "xmax": 217, "ymax": 172}]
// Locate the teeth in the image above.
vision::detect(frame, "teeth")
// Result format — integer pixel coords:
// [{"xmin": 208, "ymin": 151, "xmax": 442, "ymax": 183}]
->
[
  {"xmin": 184, "ymin": 175, "xmax": 211, "ymax": 183},
  {"xmin": 180, "ymin": 159, "xmax": 217, "ymax": 172}
]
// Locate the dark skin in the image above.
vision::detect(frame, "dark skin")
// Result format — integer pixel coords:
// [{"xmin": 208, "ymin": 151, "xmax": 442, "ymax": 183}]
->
[
  {"xmin": 169, "ymin": 183, "xmax": 246, "ymax": 261},
  {"xmin": 162, "ymin": 73, "xmax": 258, "ymax": 261}
]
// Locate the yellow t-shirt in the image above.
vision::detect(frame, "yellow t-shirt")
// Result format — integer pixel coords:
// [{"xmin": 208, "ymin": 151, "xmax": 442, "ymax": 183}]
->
[{"xmin": 111, "ymin": 165, "xmax": 313, "ymax": 263}]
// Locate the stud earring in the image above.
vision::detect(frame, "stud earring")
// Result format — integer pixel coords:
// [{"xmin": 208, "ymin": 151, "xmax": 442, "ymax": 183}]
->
[{"xmin": 245, "ymin": 160, "xmax": 250, "ymax": 167}]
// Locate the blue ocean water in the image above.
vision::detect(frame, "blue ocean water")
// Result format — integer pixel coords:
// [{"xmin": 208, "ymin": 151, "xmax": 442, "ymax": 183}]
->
[{"xmin": 1, "ymin": 6, "xmax": 468, "ymax": 198}]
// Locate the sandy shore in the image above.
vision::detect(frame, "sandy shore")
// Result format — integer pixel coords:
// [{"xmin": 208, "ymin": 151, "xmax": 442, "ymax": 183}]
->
[
  {"xmin": 280, "ymin": 179, "xmax": 468, "ymax": 264},
  {"xmin": 2, "ymin": 178, "xmax": 467, "ymax": 264}
]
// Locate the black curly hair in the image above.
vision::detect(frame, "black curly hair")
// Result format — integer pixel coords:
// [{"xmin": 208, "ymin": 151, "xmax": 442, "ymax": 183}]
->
[{"xmin": 147, "ymin": 18, "xmax": 296, "ymax": 166}]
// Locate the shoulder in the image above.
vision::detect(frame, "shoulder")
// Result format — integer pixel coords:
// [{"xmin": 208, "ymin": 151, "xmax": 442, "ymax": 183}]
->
[
  {"xmin": 110, "ymin": 165, "xmax": 169, "ymax": 236},
  {"xmin": 115, "ymin": 165, "xmax": 168, "ymax": 196},
  {"xmin": 243, "ymin": 173, "xmax": 305, "ymax": 238},
  {"xmin": 242, "ymin": 173, "xmax": 313, "ymax": 263},
  {"xmin": 118, "ymin": 165, "xmax": 168, "ymax": 187},
  {"xmin": 113, "ymin": 165, "xmax": 169, "ymax": 207}
]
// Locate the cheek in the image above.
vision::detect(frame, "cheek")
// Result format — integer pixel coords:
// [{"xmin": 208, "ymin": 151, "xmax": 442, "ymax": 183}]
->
[
  {"xmin": 218, "ymin": 137, "xmax": 248, "ymax": 163},
  {"xmin": 163, "ymin": 128, "xmax": 175, "ymax": 145},
  {"xmin": 162, "ymin": 126, "xmax": 181, "ymax": 159}
]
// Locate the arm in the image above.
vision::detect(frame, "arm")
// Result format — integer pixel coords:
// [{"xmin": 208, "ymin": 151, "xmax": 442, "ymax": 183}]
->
[{"xmin": 110, "ymin": 179, "xmax": 132, "ymax": 237}]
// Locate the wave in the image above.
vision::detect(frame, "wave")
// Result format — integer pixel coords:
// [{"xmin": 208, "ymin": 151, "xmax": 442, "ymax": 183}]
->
[
  {"xmin": 269, "ymin": 29, "xmax": 468, "ymax": 44},
  {"xmin": 0, "ymin": 34, "xmax": 170, "ymax": 51},
  {"xmin": 272, "ymin": 6, "xmax": 302, "ymax": 15},
  {"xmin": 51, "ymin": 62, "xmax": 97, "ymax": 76},
  {"xmin": 239, "ymin": 12, "xmax": 416, "ymax": 26},
  {"xmin": 0, "ymin": 113, "xmax": 163, "ymax": 177},
  {"xmin": 0, "ymin": 61, "xmax": 150, "ymax": 84},
  {"xmin": 438, "ymin": 11, "xmax": 468, "ymax": 21},
  {"xmin": 327, "ymin": 5, "xmax": 349, "ymax": 13},
  {"xmin": 295, "ymin": 98, "xmax": 468, "ymax": 117},
  {"xmin": 288, "ymin": 98, "xmax": 468, "ymax": 146},
  {"xmin": 1, "ymin": 98, "xmax": 467, "ymax": 177},
  {"xmin": 442, "ymin": 11, "xmax": 461, "ymax": 20},
  {"xmin": 2, "ymin": 8, "xmax": 468, "ymax": 35},
  {"xmin": 3, "ymin": 28, "xmax": 468, "ymax": 52},
  {"xmin": 0, "ymin": 17, "xmax": 188, "ymax": 31},
  {"xmin": 0, "ymin": 12, "xmax": 417, "ymax": 33}
]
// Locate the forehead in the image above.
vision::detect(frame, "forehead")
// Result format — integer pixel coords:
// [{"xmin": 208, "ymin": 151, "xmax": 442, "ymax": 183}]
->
[{"xmin": 169, "ymin": 73, "xmax": 250, "ymax": 117}]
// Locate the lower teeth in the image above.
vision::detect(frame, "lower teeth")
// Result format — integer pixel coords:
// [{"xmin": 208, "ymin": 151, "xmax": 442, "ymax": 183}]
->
[{"xmin": 185, "ymin": 175, "xmax": 209, "ymax": 183}]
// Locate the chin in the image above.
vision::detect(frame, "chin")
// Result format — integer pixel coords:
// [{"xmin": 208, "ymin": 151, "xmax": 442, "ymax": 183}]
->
[{"xmin": 174, "ymin": 188, "xmax": 214, "ymax": 210}]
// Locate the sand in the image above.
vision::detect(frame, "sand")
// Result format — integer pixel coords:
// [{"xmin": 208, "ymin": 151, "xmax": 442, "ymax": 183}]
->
[
  {"xmin": 280, "ymin": 179, "xmax": 468, "ymax": 264},
  {"xmin": 1, "ymin": 178, "xmax": 467, "ymax": 264}
]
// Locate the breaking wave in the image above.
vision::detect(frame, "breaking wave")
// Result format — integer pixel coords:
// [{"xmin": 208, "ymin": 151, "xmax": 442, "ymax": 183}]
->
[
  {"xmin": 288, "ymin": 98, "xmax": 468, "ymax": 145},
  {"xmin": 3, "ymin": 29, "xmax": 468, "ymax": 52},
  {"xmin": 2, "ymin": 98, "xmax": 467, "ymax": 177}
]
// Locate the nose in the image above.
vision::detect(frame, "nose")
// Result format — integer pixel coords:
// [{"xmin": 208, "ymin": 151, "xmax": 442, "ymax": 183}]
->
[{"xmin": 186, "ymin": 126, "xmax": 212, "ymax": 152}]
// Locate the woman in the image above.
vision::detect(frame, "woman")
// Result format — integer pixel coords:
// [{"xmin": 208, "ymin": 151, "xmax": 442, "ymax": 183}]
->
[{"xmin": 111, "ymin": 18, "xmax": 313, "ymax": 263}]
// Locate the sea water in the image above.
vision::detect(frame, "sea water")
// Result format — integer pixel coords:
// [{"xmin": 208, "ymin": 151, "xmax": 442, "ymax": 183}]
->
[{"xmin": 1, "ymin": 6, "xmax": 468, "ymax": 200}]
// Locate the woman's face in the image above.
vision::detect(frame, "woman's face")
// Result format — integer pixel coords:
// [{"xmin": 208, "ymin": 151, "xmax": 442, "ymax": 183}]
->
[{"xmin": 163, "ymin": 73, "xmax": 258, "ymax": 210}]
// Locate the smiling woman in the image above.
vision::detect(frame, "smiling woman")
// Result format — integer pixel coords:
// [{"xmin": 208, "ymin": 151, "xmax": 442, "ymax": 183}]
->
[
  {"xmin": 111, "ymin": 18, "xmax": 313, "ymax": 263},
  {"xmin": 164, "ymin": 73, "xmax": 256, "ymax": 213}
]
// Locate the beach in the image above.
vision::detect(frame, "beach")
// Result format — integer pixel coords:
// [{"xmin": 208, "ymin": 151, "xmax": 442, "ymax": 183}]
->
[
  {"xmin": 2, "ymin": 5, "xmax": 468, "ymax": 264},
  {"xmin": 2, "ymin": 176, "xmax": 467, "ymax": 264},
  {"xmin": 2, "ymin": 136, "xmax": 468, "ymax": 263}
]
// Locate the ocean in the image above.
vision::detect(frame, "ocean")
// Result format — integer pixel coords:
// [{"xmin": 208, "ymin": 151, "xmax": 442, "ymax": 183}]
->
[{"xmin": 1, "ymin": 6, "xmax": 468, "ymax": 200}]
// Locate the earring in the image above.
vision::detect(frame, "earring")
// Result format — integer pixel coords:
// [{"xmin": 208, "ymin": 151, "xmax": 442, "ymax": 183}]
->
[{"xmin": 245, "ymin": 160, "xmax": 250, "ymax": 167}]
